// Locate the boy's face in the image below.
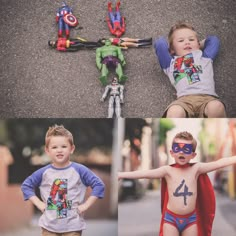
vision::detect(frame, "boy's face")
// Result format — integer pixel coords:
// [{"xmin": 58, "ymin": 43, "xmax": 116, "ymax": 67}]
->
[
  {"xmin": 171, "ymin": 28, "xmax": 200, "ymax": 56},
  {"xmin": 45, "ymin": 136, "xmax": 75, "ymax": 168},
  {"xmin": 170, "ymin": 138, "xmax": 196, "ymax": 165}
]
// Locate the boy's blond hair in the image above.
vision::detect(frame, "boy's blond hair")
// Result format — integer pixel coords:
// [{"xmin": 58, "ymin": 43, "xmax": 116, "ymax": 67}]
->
[
  {"xmin": 172, "ymin": 131, "xmax": 197, "ymax": 152},
  {"xmin": 45, "ymin": 125, "xmax": 74, "ymax": 148},
  {"xmin": 168, "ymin": 22, "xmax": 197, "ymax": 52}
]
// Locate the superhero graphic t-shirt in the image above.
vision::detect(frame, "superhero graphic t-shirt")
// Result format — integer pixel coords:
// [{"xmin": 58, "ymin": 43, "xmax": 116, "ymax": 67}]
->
[
  {"xmin": 21, "ymin": 162, "xmax": 104, "ymax": 233},
  {"xmin": 154, "ymin": 36, "xmax": 220, "ymax": 98}
]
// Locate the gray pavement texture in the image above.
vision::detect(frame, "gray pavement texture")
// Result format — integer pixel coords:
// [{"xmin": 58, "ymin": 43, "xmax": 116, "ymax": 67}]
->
[
  {"xmin": 0, "ymin": 0, "xmax": 235, "ymax": 118},
  {"xmin": 119, "ymin": 190, "xmax": 236, "ymax": 236},
  {"xmin": 0, "ymin": 219, "xmax": 117, "ymax": 236}
]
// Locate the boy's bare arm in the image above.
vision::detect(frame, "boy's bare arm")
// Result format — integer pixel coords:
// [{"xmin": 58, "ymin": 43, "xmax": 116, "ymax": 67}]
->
[
  {"xmin": 78, "ymin": 196, "xmax": 98, "ymax": 214},
  {"xmin": 29, "ymin": 196, "xmax": 46, "ymax": 213},
  {"xmin": 198, "ymin": 156, "xmax": 236, "ymax": 174},
  {"xmin": 118, "ymin": 166, "xmax": 168, "ymax": 180}
]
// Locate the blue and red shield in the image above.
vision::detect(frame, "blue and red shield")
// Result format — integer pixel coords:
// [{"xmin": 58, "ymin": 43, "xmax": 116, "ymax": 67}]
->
[{"xmin": 63, "ymin": 13, "xmax": 78, "ymax": 27}]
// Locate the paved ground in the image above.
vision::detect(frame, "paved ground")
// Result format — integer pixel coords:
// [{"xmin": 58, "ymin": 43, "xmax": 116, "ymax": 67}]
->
[
  {"xmin": 0, "ymin": 0, "xmax": 235, "ymax": 118},
  {"xmin": 0, "ymin": 219, "xmax": 117, "ymax": 236},
  {"xmin": 119, "ymin": 190, "xmax": 236, "ymax": 236}
]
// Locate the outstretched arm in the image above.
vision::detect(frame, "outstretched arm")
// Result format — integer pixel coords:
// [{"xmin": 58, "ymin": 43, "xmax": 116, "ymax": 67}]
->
[
  {"xmin": 198, "ymin": 156, "xmax": 236, "ymax": 174},
  {"xmin": 118, "ymin": 166, "xmax": 168, "ymax": 180}
]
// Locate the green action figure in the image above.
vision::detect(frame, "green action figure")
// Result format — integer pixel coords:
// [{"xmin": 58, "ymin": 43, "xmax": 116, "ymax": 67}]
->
[{"xmin": 96, "ymin": 39, "xmax": 128, "ymax": 85}]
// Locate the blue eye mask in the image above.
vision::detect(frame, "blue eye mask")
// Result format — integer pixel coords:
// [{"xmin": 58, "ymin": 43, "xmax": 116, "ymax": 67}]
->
[{"xmin": 172, "ymin": 143, "xmax": 193, "ymax": 155}]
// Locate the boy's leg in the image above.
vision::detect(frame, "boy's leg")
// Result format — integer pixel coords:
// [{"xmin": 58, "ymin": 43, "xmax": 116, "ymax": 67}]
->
[
  {"xmin": 166, "ymin": 105, "xmax": 186, "ymax": 118},
  {"xmin": 182, "ymin": 224, "xmax": 197, "ymax": 236},
  {"xmin": 62, "ymin": 231, "xmax": 82, "ymax": 236},
  {"xmin": 42, "ymin": 228, "xmax": 61, "ymax": 236},
  {"xmin": 163, "ymin": 223, "xmax": 179, "ymax": 236},
  {"xmin": 204, "ymin": 100, "xmax": 226, "ymax": 117}
]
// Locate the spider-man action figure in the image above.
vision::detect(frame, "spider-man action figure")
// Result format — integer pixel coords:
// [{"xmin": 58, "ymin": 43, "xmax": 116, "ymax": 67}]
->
[
  {"xmin": 56, "ymin": 2, "xmax": 78, "ymax": 39},
  {"xmin": 106, "ymin": 1, "xmax": 125, "ymax": 38}
]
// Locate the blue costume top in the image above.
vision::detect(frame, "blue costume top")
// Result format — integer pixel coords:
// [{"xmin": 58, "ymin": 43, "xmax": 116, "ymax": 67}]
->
[
  {"xmin": 21, "ymin": 162, "xmax": 105, "ymax": 233},
  {"xmin": 154, "ymin": 36, "xmax": 220, "ymax": 98}
]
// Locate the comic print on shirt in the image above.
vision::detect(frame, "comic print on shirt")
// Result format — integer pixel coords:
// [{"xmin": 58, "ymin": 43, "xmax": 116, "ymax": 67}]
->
[
  {"xmin": 173, "ymin": 53, "xmax": 202, "ymax": 85},
  {"xmin": 47, "ymin": 179, "xmax": 72, "ymax": 218}
]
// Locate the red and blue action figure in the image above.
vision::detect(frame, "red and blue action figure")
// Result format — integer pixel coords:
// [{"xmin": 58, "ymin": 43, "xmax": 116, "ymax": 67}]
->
[
  {"xmin": 106, "ymin": 1, "xmax": 125, "ymax": 38},
  {"xmin": 56, "ymin": 2, "xmax": 78, "ymax": 39},
  {"xmin": 48, "ymin": 37, "xmax": 101, "ymax": 52}
]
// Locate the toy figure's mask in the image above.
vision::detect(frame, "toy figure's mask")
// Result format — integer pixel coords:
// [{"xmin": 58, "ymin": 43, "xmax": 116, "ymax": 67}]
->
[{"xmin": 172, "ymin": 143, "xmax": 193, "ymax": 154}]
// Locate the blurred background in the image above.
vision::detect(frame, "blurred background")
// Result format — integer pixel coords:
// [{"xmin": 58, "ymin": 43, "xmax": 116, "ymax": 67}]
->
[
  {"xmin": 1, "ymin": 118, "xmax": 236, "ymax": 236},
  {"xmin": 0, "ymin": 118, "xmax": 117, "ymax": 236},
  {"xmin": 118, "ymin": 118, "xmax": 236, "ymax": 236}
]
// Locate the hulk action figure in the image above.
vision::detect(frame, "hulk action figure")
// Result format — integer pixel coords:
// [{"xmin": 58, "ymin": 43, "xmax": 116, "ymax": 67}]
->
[{"xmin": 96, "ymin": 39, "xmax": 128, "ymax": 85}]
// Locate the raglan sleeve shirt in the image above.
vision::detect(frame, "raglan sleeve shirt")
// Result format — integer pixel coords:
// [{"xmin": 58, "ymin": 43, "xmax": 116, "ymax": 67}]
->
[
  {"xmin": 153, "ymin": 36, "xmax": 220, "ymax": 98},
  {"xmin": 21, "ymin": 162, "xmax": 105, "ymax": 233}
]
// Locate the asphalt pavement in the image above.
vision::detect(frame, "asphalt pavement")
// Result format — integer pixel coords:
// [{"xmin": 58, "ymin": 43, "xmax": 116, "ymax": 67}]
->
[
  {"xmin": 0, "ymin": 0, "xmax": 235, "ymax": 118},
  {"xmin": 0, "ymin": 219, "xmax": 117, "ymax": 236}
]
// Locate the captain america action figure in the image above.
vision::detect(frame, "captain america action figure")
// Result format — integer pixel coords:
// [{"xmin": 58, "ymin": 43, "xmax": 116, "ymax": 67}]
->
[{"xmin": 56, "ymin": 2, "xmax": 78, "ymax": 39}]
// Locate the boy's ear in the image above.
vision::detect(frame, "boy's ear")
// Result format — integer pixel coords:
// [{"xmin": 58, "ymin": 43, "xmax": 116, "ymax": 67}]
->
[
  {"xmin": 45, "ymin": 146, "xmax": 49, "ymax": 155},
  {"xmin": 71, "ymin": 145, "xmax": 75, "ymax": 154},
  {"xmin": 191, "ymin": 152, "xmax": 197, "ymax": 159},
  {"xmin": 170, "ymin": 150, "xmax": 174, "ymax": 156}
]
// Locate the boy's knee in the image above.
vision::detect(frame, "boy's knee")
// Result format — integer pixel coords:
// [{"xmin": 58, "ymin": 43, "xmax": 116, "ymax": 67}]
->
[
  {"xmin": 205, "ymin": 100, "xmax": 226, "ymax": 117},
  {"xmin": 166, "ymin": 105, "xmax": 186, "ymax": 118}
]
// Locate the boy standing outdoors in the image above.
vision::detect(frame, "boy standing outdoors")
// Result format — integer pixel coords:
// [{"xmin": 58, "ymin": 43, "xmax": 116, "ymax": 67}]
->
[
  {"xmin": 118, "ymin": 131, "xmax": 236, "ymax": 236},
  {"xmin": 154, "ymin": 22, "xmax": 226, "ymax": 118},
  {"xmin": 21, "ymin": 125, "xmax": 105, "ymax": 236}
]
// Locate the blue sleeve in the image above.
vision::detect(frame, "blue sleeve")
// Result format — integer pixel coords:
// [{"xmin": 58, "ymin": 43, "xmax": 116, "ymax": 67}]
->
[
  {"xmin": 202, "ymin": 36, "xmax": 220, "ymax": 60},
  {"xmin": 154, "ymin": 37, "xmax": 172, "ymax": 70},
  {"xmin": 21, "ymin": 165, "xmax": 50, "ymax": 200},
  {"xmin": 74, "ymin": 164, "xmax": 105, "ymax": 198}
]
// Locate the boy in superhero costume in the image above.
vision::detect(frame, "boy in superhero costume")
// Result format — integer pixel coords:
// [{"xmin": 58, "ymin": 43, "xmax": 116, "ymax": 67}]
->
[{"xmin": 118, "ymin": 131, "xmax": 236, "ymax": 236}]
